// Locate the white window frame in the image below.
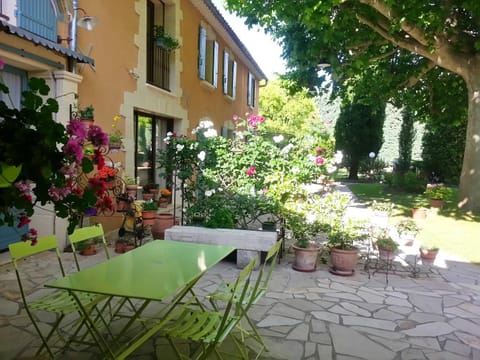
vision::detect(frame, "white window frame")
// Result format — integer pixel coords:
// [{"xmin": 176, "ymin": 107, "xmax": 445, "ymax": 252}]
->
[
  {"xmin": 247, "ymin": 72, "xmax": 256, "ymax": 107},
  {"xmin": 223, "ymin": 50, "xmax": 237, "ymax": 99},
  {"xmin": 198, "ymin": 25, "xmax": 218, "ymax": 87}
]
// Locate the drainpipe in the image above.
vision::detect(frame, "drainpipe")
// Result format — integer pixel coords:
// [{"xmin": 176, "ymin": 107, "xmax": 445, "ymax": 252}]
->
[{"xmin": 70, "ymin": 0, "xmax": 79, "ymax": 52}]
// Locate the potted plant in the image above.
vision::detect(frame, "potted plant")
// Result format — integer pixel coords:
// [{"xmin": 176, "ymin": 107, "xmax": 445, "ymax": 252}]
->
[
  {"xmin": 109, "ymin": 130, "xmax": 123, "ymax": 150},
  {"xmin": 77, "ymin": 240, "xmax": 96, "ymax": 256},
  {"xmin": 153, "ymin": 25, "xmax": 180, "ymax": 51},
  {"xmin": 374, "ymin": 230, "xmax": 399, "ymax": 260},
  {"xmin": 159, "ymin": 188, "xmax": 172, "ymax": 207},
  {"xmin": 419, "ymin": 244, "xmax": 439, "ymax": 261},
  {"xmin": 79, "ymin": 105, "xmax": 95, "ymax": 125},
  {"xmin": 396, "ymin": 219, "xmax": 419, "ymax": 246},
  {"xmin": 328, "ymin": 221, "xmax": 365, "ymax": 276},
  {"xmin": 115, "ymin": 238, "xmax": 135, "ymax": 253},
  {"xmin": 261, "ymin": 215, "xmax": 277, "ymax": 232},
  {"xmin": 142, "ymin": 201, "xmax": 158, "ymax": 226},
  {"xmin": 124, "ymin": 175, "xmax": 138, "ymax": 198},
  {"xmin": 424, "ymin": 185, "xmax": 451, "ymax": 208},
  {"xmin": 370, "ymin": 200, "xmax": 393, "ymax": 227},
  {"xmin": 287, "ymin": 213, "xmax": 323, "ymax": 272}
]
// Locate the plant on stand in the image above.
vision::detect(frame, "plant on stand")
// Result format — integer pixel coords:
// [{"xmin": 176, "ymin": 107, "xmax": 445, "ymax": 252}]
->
[
  {"xmin": 141, "ymin": 201, "xmax": 158, "ymax": 226},
  {"xmin": 396, "ymin": 219, "xmax": 419, "ymax": 246},
  {"xmin": 153, "ymin": 25, "xmax": 180, "ymax": 51},
  {"xmin": 373, "ymin": 229, "xmax": 399, "ymax": 260}
]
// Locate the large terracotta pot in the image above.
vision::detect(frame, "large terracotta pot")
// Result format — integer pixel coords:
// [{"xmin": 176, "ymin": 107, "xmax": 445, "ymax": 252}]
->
[
  {"xmin": 330, "ymin": 247, "xmax": 359, "ymax": 276},
  {"xmin": 292, "ymin": 243, "xmax": 320, "ymax": 272},
  {"xmin": 429, "ymin": 199, "xmax": 445, "ymax": 208},
  {"xmin": 126, "ymin": 185, "xmax": 138, "ymax": 198},
  {"xmin": 412, "ymin": 207, "xmax": 428, "ymax": 220},
  {"xmin": 151, "ymin": 214, "xmax": 175, "ymax": 239},
  {"xmin": 142, "ymin": 210, "xmax": 157, "ymax": 226},
  {"xmin": 420, "ymin": 247, "xmax": 439, "ymax": 262}
]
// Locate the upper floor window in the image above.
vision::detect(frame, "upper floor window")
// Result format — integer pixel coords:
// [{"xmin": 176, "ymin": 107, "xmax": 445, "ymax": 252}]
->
[
  {"xmin": 247, "ymin": 72, "xmax": 256, "ymax": 107},
  {"xmin": 222, "ymin": 51, "xmax": 237, "ymax": 98},
  {"xmin": 147, "ymin": 0, "xmax": 175, "ymax": 91},
  {"xmin": 198, "ymin": 26, "xmax": 218, "ymax": 87}
]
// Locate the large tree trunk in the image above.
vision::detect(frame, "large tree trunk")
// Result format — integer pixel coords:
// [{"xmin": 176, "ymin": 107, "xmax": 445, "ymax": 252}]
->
[
  {"xmin": 459, "ymin": 69, "xmax": 480, "ymax": 212},
  {"xmin": 348, "ymin": 158, "xmax": 360, "ymax": 180}
]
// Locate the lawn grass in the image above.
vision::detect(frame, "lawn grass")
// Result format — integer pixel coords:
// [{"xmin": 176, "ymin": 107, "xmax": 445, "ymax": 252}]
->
[{"xmin": 347, "ymin": 183, "xmax": 480, "ymax": 264}]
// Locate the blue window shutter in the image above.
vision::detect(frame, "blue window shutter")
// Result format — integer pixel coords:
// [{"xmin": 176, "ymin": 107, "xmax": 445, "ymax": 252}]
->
[
  {"xmin": 198, "ymin": 26, "xmax": 207, "ymax": 80},
  {"xmin": 18, "ymin": 0, "xmax": 57, "ymax": 41},
  {"xmin": 247, "ymin": 72, "xmax": 253, "ymax": 106},
  {"xmin": 232, "ymin": 61, "xmax": 237, "ymax": 99},
  {"xmin": 212, "ymin": 41, "xmax": 219, "ymax": 88},
  {"xmin": 223, "ymin": 51, "xmax": 228, "ymax": 94}
]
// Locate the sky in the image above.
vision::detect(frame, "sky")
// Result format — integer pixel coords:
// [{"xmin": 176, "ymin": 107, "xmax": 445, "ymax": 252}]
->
[{"xmin": 211, "ymin": 0, "xmax": 286, "ymax": 78}]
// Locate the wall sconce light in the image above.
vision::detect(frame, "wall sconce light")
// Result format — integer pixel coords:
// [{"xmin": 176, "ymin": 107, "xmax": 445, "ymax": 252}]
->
[{"xmin": 76, "ymin": 8, "xmax": 99, "ymax": 31}]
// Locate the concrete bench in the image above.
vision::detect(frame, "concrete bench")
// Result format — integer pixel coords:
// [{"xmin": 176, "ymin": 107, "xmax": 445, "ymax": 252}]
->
[{"xmin": 164, "ymin": 226, "xmax": 278, "ymax": 268}]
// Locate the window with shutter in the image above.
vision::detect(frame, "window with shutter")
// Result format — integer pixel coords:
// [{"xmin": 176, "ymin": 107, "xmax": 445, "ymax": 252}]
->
[
  {"xmin": 198, "ymin": 26, "xmax": 207, "ymax": 80},
  {"xmin": 17, "ymin": 0, "xmax": 57, "ymax": 41},
  {"xmin": 247, "ymin": 72, "xmax": 256, "ymax": 107},
  {"xmin": 223, "ymin": 51, "xmax": 237, "ymax": 99}
]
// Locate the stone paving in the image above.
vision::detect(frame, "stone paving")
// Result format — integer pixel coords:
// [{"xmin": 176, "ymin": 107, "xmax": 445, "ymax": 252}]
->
[{"xmin": 1, "ymin": 185, "xmax": 480, "ymax": 359}]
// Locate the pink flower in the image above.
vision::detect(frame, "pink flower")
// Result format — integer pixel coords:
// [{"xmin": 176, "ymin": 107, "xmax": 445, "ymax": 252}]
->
[
  {"xmin": 315, "ymin": 157, "xmax": 325, "ymax": 165},
  {"xmin": 18, "ymin": 214, "xmax": 30, "ymax": 228},
  {"xmin": 22, "ymin": 228, "xmax": 38, "ymax": 245},
  {"xmin": 246, "ymin": 165, "xmax": 256, "ymax": 176},
  {"xmin": 315, "ymin": 147, "xmax": 324, "ymax": 155},
  {"xmin": 64, "ymin": 138, "xmax": 84, "ymax": 163},
  {"xmin": 262, "ymin": 187, "xmax": 268, "ymax": 193},
  {"xmin": 233, "ymin": 115, "xmax": 239, "ymax": 122},
  {"xmin": 0, "ymin": 58, "xmax": 5, "ymax": 70},
  {"xmin": 87, "ymin": 125, "xmax": 109, "ymax": 147},
  {"xmin": 67, "ymin": 120, "xmax": 87, "ymax": 141}
]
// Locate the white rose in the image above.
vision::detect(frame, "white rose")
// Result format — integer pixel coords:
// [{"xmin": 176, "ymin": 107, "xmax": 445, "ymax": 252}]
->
[
  {"xmin": 198, "ymin": 151, "xmax": 206, "ymax": 161},
  {"xmin": 176, "ymin": 144, "xmax": 184, "ymax": 152}
]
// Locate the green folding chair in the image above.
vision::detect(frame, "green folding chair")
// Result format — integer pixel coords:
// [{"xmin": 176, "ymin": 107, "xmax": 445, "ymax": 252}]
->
[
  {"xmin": 68, "ymin": 224, "xmax": 139, "ymax": 323},
  {"xmin": 155, "ymin": 257, "xmax": 258, "ymax": 360},
  {"xmin": 208, "ymin": 239, "xmax": 283, "ymax": 353},
  {"xmin": 9, "ymin": 235, "xmax": 102, "ymax": 358},
  {"xmin": 68, "ymin": 223, "xmax": 110, "ymax": 269}
]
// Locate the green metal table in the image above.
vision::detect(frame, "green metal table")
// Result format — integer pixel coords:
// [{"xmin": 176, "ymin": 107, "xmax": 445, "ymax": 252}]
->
[{"xmin": 45, "ymin": 240, "xmax": 235, "ymax": 359}]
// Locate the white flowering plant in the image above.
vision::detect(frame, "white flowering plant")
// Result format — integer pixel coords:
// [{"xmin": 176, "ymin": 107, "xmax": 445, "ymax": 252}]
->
[{"xmin": 157, "ymin": 114, "xmax": 336, "ymax": 228}]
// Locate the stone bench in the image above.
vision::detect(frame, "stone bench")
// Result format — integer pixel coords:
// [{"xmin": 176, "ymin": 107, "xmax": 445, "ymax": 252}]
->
[{"xmin": 164, "ymin": 226, "xmax": 278, "ymax": 268}]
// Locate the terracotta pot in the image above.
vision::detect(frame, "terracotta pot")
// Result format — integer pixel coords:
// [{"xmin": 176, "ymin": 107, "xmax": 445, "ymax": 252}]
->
[
  {"xmin": 412, "ymin": 208, "xmax": 428, "ymax": 220},
  {"xmin": 292, "ymin": 244, "xmax": 320, "ymax": 272},
  {"xmin": 142, "ymin": 210, "xmax": 157, "ymax": 226},
  {"xmin": 81, "ymin": 118, "xmax": 94, "ymax": 127},
  {"xmin": 329, "ymin": 247, "xmax": 359, "ymax": 276},
  {"xmin": 109, "ymin": 142, "xmax": 122, "ymax": 150},
  {"xmin": 420, "ymin": 247, "xmax": 439, "ymax": 261},
  {"xmin": 142, "ymin": 193, "xmax": 154, "ymax": 201},
  {"xmin": 378, "ymin": 248, "xmax": 396, "ymax": 260},
  {"xmin": 429, "ymin": 199, "xmax": 445, "ymax": 208},
  {"xmin": 115, "ymin": 242, "xmax": 126, "ymax": 253},
  {"xmin": 158, "ymin": 197, "xmax": 169, "ymax": 208},
  {"xmin": 80, "ymin": 244, "xmax": 96, "ymax": 256},
  {"xmin": 151, "ymin": 214, "xmax": 175, "ymax": 239},
  {"xmin": 126, "ymin": 185, "xmax": 138, "ymax": 198}
]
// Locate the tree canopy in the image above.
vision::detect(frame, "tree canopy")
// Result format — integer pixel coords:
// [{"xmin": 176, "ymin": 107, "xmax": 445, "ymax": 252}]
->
[{"xmin": 225, "ymin": 0, "xmax": 480, "ymax": 212}]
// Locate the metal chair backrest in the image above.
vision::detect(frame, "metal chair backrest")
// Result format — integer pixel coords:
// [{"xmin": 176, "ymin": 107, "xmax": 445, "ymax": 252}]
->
[
  {"xmin": 216, "ymin": 257, "xmax": 256, "ymax": 342},
  {"xmin": 9, "ymin": 236, "xmax": 65, "ymax": 318},
  {"xmin": 68, "ymin": 223, "xmax": 110, "ymax": 270}
]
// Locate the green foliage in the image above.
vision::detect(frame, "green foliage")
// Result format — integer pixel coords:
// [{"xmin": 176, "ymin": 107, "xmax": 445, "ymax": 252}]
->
[
  {"xmin": 142, "ymin": 201, "xmax": 159, "ymax": 211},
  {"xmin": 153, "ymin": 25, "xmax": 180, "ymax": 51},
  {"xmin": 384, "ymin": 171, "xmax": 428, "ymax": 194},
  {"xmin": 424, "ymin": 185, "xmax": 452, "ymax": 200},
  {"xmin": 422, "ymin": 120, "xmax": 465, "ymax": 184},
  {"xmin": 259, "ymin": 78, "xmax": 317, "ymax": 135},
  {"xmin": 335, "ymin": 97, "xmax": 386, "ymax": 179},
  {"xmin": 397, "ymin": 108, "xmax": 415, "ymax": 174},
  {"xmin": 159, "ymin": 116, "xmax": 335, "ymax": 229},
  {"xmin": 109, "ymin": 130, "xmax": 123, "ymax": 143},
  {"xmin": 375, "ymin": 232, "xmax": 399, "ymax": 252},
  {"xmin": 224, "ymin": 0, "xmax": 480, "ymax": 211},
  {"xmin": 396, "ymin": 219, "xmax": 419, "ymax": 234},
  {"xmin": 79, "ymin": 105, "xmax": 94, "ymax": 119}
]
